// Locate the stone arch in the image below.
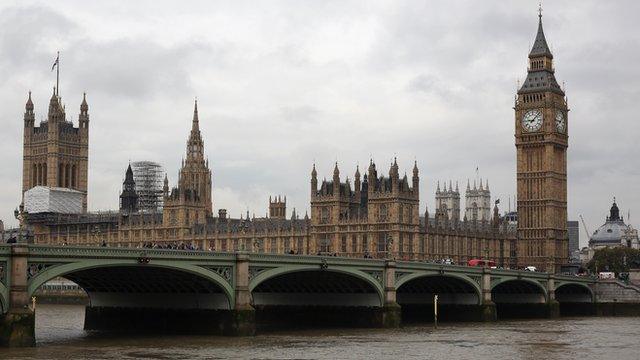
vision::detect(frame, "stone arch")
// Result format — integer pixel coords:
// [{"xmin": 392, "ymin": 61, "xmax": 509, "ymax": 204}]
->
[
  {"xmin": 555, "ymin": 282, "xmax": 594, "ymax": 303},
  {"xmin": 28, "ymin": 260, "xmax": 235, "ymax": 310},
  {"xmin": 396, "ymin": 272, "xmax": 482, "ymax": 306},
  {"xmin": 491, "ymin": 278, "xmax": 547, "ymax": 304},
  {"xmin": 250, "ymin": 265, "xmax": 384, "ymax": 307}
]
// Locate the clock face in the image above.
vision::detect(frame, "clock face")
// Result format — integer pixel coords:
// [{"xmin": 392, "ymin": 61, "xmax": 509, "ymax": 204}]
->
[
  {"xmin": 522, "ymin": 110, "xmax": 543, "ymax": 132},
  {"xmin": 555, "ymin": 110, "xmax": 566, "ymax": 133}
]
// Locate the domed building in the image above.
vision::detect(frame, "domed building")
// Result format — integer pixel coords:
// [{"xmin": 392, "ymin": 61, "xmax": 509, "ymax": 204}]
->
[{"xmin": 589, "ymin": 199, "xmax": 639, "ymax": 249}]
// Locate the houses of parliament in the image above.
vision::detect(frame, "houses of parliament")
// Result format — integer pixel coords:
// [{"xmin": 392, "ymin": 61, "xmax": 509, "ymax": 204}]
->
[{"xmin": 16, "ymin": 12, "xmax": 568, "ymax": 272}]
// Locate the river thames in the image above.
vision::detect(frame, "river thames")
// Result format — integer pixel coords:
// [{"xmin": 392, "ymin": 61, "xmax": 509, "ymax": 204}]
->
[{"xmin": 1, "ymin": 305, "xmax": 639, "ymax": 359}]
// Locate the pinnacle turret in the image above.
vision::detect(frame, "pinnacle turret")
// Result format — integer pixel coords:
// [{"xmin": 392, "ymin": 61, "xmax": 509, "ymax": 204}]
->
[
  {"xmin": 25, "ymin": 91, "xmax": 34, "ymax": 112},
  {"xmin": 80, "ymin": 92, "xmax": 88, "ymax": 113}
]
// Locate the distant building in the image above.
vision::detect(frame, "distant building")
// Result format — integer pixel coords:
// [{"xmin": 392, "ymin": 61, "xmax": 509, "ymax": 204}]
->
[
  {"xmin": 130, "ymin": 161, "xmax": 165, "ymax": 211},
  {"xmin": 589, "ymin": 199, "xmax": 639, "ymax": 250},
  {"xmin": 21, "ymin": 90, "xmax": 89, "ymax": 212},
  {"xmin": 435, "ymin": 181, "xmax": 460, "ymax": 222},
  {"xmin": 465, "ymin": 179, "xmax": 491, "ymax": 222},
  {"xmin": 567, "ymin": 221, "xmax": 580, "ymax": 261},
  {"xmin": 119, "ymin": 164, "xmax": 138, "ymax": 213}
]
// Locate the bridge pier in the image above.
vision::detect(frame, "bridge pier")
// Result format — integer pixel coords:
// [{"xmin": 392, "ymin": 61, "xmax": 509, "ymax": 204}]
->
[
  {"xmin": 0, "ymin": 245, "xmax": 35, "ymax": 347},
  {"xmin": 546, "ymin": 276, "xmax": 560, "ymax": 318},
  {"xmin": 379, "ymin": 260, "xmax": 401, "ymax": 328},
  {"xmin": 480, "ymin": 269, "xmax": 497, "ymax": 322},
  {"xmin": 225, "ymin": 252, "xmax": 255, "ymax": 336}
]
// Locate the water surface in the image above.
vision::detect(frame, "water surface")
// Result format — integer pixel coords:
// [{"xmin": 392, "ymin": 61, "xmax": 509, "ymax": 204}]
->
[{"xmin": 1, "ymin": 304, "xmax": 639, "ymax": 359}]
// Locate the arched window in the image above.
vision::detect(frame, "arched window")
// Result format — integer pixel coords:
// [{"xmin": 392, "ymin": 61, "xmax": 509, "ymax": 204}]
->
[
  {"xmin": 33, "ymin": 164, "xmax": 38, "ymax": 185},
  {"xmin": 58, "ymin": 164, "xmax": 64, "ymax": 187},
  {"xmin": 65, "ymin": 164, "xmax": 71, "ymax": 187},
  {"xmin": 71, "ymin": 165, "xmax": 77, "ymax": 188}
]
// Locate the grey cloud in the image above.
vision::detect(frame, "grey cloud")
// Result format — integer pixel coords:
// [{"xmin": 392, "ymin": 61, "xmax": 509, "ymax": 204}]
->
[{"xmin": 0, "ymin": 1, "xmax": 639, "ymax": 247}]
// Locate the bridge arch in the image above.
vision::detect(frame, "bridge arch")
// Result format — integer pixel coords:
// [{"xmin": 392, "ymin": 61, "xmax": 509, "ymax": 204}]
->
[
  {"xmin": 250, "ymin": 265, "xmax": 384, "ymax": 307},
  {"xmin": 28, "ymin": 260, "xmax": 235, "ymax": 310},
  {"xmin": 555, "ymin": 282, "xmax": 594, "ymax": 303},
  {"xmin": 396, "ymin": 272, "xmax": 481, "ymax": 306},
  {"xmin": 491, "ymin": 278, "xmax": 548, "ymax": 304}
]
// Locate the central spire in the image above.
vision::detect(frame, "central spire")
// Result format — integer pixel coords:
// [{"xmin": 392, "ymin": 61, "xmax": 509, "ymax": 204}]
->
[
  {"xmin": 186, "ymin": 99, "xmax": 204, "ymax": 161},
  {"xmin": 529, "ymin": 7, "xmax": 553, "ymax": 59},
  {"xmin": 192, "ymin": 98, "xmax": 200, "ymax": 132}
]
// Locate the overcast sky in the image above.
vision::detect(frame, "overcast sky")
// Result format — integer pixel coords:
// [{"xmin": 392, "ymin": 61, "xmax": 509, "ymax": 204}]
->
[{"xmin": 1, "ymin": 0, "xmax": 638, "ymax": 247}]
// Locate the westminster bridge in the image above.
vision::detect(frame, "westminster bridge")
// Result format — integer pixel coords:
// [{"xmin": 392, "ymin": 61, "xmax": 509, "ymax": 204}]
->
[{"xmin": 1, "ymin": 244, "xmax": 636, "ymax": 347}]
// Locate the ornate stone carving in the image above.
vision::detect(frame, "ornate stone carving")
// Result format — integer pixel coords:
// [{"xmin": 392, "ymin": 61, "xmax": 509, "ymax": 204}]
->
[
  {"xmin": 365, "ymin": 270, "xmax": 383, "ymax": 285},
  {"xmin": 249, "ymin": 267, "xmax": 271, "ymax": 280},
  {"xmin": 0, "ymin": 262, "xmax": 5, "ymax": 285},
  {"xmin": 201, "ymin": 266, "xmax": 233, "ymax": 284},
  {"xmin": 27, "ymin": 262, "xmax": 62, "ymax": 280},
  {"xmin": 395, "ymin": 271, "xmax": 411, "ymax": 282},
  {"xmin": 469, "ymin": 275, "xmax": 482, "ymax": 286}
]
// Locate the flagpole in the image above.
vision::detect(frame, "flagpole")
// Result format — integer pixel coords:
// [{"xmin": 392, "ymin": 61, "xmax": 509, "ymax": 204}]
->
[{"xmin": 56, "ymin": 51, "xmax": 59, "ymax": 96}]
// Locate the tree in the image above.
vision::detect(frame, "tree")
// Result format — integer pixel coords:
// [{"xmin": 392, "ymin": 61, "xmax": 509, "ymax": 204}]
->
[{"xmin": 587, "ymin": 247, "xmax": 640, "ymax": 274}]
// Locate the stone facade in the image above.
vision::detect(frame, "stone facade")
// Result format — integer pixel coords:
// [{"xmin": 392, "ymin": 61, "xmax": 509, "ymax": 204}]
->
[
  {"xmin": 436, "ymin": 181, "xmax": 461, "ymax": 223},
  {"xmin": 464, "ymin": 179, "xmax": 491, "ymax": 222},
  {"xmin": 22, "ymin": 89, "xmax": 89, "ymax": 212},
  {"xmin": 23, "ymin": 104, "xmax": 516, "ymax": 266},
  {"xmin": 514, "ymin": 14, "xmax": 569, "ymax": 273}
]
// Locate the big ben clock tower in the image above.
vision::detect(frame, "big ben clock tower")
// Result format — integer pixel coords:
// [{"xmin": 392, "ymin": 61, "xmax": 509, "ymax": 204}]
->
[{"xmin": 515, "ymin": 10, "xmax": 569, "ymax": 273}]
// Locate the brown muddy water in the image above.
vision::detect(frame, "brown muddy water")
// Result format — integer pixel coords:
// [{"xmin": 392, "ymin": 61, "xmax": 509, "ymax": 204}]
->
[{"xmin": 1, "ymin": 304, "xmax": 639, "ymax": 359}]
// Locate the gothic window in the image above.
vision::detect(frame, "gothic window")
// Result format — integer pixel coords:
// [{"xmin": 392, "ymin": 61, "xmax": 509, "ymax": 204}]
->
[
  {"xmin": 379, "ymin": 204, "xmax": 388, "ymax": 221},
  {"xmin": 65, "ymin": 164, "xmax": 70, "ymax": 187},
  {"xmin": 32, "ymin": 164, "xmax": 37, "ymax": 185},
  {"xmin": 319, "ymin": 234, "xmax": 331, "ymax": 254},
  {"xmin": 341, "ymin": 235, "xmax": 347, "ymax": 253},
  {"xmin": 297, "ymin": 237, "xmax": 304, "ymax": 253},
  {"xmin": 399, "ymin": 204, "xmax": 404, "ymax": 222},
  {"xmin": 351, "ymin": 235, "xmax": 357, "ymax": 253},
  {"xmin": 270, "ymin": 238, "xmax": 277, "ymax": 253},
  {"xmin": 321, "ymin": 207, "xmax": 329, "ymax": 224},
  {"xmin": 377, "ymin": 233, "xmax": 388, "ymax": 252},
  {"xmin": 284, "ymin": 238, "xmax": 291, "ymax": 253},
  {"xmin": 399, "ymin": 233, "xmax": 404, "ymax": 255},
  {"xmin": 71, "ymin": 165, "xmax": 77, "ymax": 188},
  {"xmin": 58, "ymin": 164, "xmax": 64, "ymax": 187},
  {"xmin": 362, "ymin": 234, "xmax": 369, "ymax": 254}
]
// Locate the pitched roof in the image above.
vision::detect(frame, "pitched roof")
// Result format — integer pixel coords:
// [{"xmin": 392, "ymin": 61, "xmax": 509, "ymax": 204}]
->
[{"xmin": 529, "ymin": 16, "xmax": 553, "ymax": 59}]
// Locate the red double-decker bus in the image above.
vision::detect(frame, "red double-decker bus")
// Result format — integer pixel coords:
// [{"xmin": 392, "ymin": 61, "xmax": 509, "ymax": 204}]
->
[{"xmin": 467, "ymin": 259, "xmax": 496, "ymax": 268}]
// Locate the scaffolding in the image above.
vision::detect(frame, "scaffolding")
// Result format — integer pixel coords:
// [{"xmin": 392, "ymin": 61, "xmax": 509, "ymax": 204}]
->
[{"xmin": 130, "ymin": 161, "xmax": 164, "ymax": 211}]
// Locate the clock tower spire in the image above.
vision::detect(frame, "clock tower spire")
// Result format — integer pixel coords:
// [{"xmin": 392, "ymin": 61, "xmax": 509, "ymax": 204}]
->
[{"xmin": 514, "ymin": 9, "xmax": 569, "ymax": 273}]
